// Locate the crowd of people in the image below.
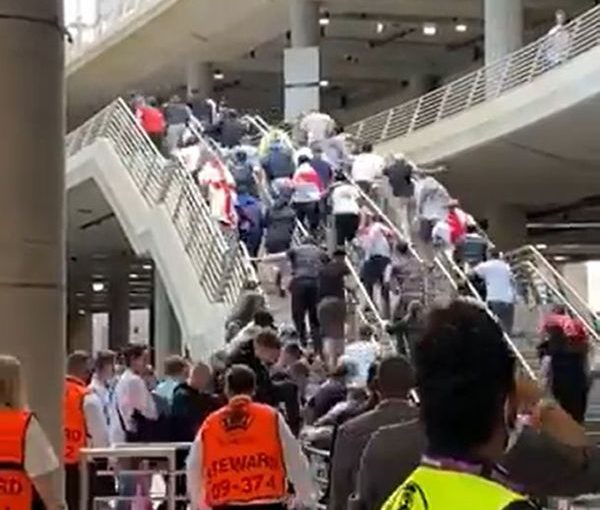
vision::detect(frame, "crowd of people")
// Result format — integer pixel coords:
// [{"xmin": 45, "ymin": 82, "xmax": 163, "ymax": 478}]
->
[
  {"xmin": 3, "ymin": 293, "xmax": 600, "ymax": 510},
  {"xmin": 9, "ymin": 83, "xmax": 584, "ymax": 510}
]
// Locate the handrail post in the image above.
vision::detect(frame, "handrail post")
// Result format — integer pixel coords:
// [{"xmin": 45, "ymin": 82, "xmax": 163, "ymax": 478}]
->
[
  {"xmin": 408, "ymin": 97, "xmax": 423, "ymax": 133},
  {"xmin": 436, "ymin": 85, "xmax": 452, "ymax": 121}
]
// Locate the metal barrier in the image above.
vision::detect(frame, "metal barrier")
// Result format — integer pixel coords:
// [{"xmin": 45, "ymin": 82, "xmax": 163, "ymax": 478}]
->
[
  {"xmin": 80, "ymin": 441, "xmax": 334, "ymax": 509},
  {"xmin": 346, "ymin": 4, "xmax": 600, "ymax": 145},
  {"xmin": 66, "ymin": 97, "xmax": 255, "ymax": 306},
  {"xmin": 79, "ymin": 443, "xmax": 190, "ymax": 510}
]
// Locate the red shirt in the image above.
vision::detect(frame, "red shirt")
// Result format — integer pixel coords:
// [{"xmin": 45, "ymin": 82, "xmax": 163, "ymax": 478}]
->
[{"xmin": 137, "ymin": 106, "xmax": 165, "ymax": 134}]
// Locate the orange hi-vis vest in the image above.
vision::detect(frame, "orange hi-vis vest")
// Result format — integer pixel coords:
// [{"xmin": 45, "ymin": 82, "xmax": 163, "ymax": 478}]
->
[
  {"xmin": 0, "ymin": 409, "xmax": 34, "ymax": 510},
  {"xmin": 64, "ymin": 375, "xmax": 89, "ymax": 465},
  {"xmin": 199, "ymin": 396, "xmax": 287, "ymax": 507}
]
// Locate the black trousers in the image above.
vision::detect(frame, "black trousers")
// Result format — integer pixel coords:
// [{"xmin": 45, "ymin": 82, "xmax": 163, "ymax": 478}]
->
[
  {"xmin": 293, "ymin": 201, "xmax": 320, "ymax": 232},
  {"xmin": 334, "ymin": 213, "xmax": 360, "ymax": 246},
  {"xmin": 290, "ymin": 278, "xmax": 321, "ymax": 351},
  {"xmin": 361, "ymin": 255, "xmax": 391, "ymax": 318},
  {"xmin": 65, "ymin": 463, "xmax": 80, "ymax": 510}
]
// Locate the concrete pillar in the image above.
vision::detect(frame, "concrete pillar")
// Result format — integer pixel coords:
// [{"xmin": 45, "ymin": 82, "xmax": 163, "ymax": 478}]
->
[
  {"xmin": 67, "ymin": 312, "xmax": 93, "ymax": 352},
  {"xmin": 0, "ymin": 0, "xmax": 65, "ymax": 490},
  {"xmin": 285, "ymin": 0, "xmax": 321, "ymax": 121},
  {"xmin": 486, "ymin": 205, "xmax": 527, "ymax": 251},
  {"xmin": 289, "ymin": 0, "xmax": 320, "ymax": 48},
  {"xmin": 108, "ymin": 266, "xmax": 130, "ymax": 350},
  {"xmin": 186, "ymin": 61, "xmax": 213, "ymax": 99},
  {"xmin": 153, "ymin": 272, "xmax": 181, "ymax": 376},
  {"xmin": 485, "ymin": 0, "xmax": 523, "ymax": 64},
  {"xmin": 408, "ymin": 75, "xmax": 434, "ymax": 98}
]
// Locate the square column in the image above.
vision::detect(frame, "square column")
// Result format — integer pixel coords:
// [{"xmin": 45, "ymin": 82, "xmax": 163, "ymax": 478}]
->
[
  {"xmin": 67, "ymin": 312, "xmax": 93, "ymax": 352},
  {"xmin": 153, "ymin": 271, "xmax": 181, "ymax": 376},
  {"xmin": 485, "ymin": 0, "xmax": 523, "ymax": 64},
  {"xmin": 108, "ymin": 265, "xmax": 130, "ymax": 350},
  {"xmin": 186, "ymin": 61, "xmax": 213, "ymax": 99},
  {"xmin": 285, "ymin": 0, "xmax": 321, "ymax": 121},
  {"xmin": 486, "ymin": 205, "xmax": 527, "ymax": 251}
]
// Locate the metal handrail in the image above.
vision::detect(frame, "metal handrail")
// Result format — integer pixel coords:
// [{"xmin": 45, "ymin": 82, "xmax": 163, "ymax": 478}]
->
[
  {"xmin": 66, "ymin": 0, "xmax": 166, "ymax": 63},
  {"xmin": 509, "ymin": 246, "xmax": 600, "ymax": 341},
  {"xmin": 66, "ymin": 97, "xmax": 255, "ymax": 306},
  {"xmin": 347, "ymin": 4, "xmax": 600, "ymax": 145},
  {"xmin": 251, "ymin": 114, "xmax": 536, "ymax": 377}
]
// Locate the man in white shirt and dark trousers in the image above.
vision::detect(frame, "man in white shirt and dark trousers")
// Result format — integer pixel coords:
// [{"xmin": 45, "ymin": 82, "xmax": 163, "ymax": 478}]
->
[
  {"xmin": 351, "ymin": 142, "xmax": 384, "ymax": 199},
  {"xmin": 111, "ymin": 344, "xmax": 158, "ymax": 510},
  {"xmin": 474, "ymin": 249, "xmax": 517, "ymax": 334},
  {"xmin": 329, "ymin": 172, "xmax": 361, "ymax": 247},
  {"xmin": 88, "ymin": 350, "xmax": 117, "ymax": 504}
]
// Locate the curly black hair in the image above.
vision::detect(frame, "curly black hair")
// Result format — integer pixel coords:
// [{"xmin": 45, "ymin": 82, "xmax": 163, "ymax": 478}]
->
[{"xmin": 415, "ymin": 299, "xmax": 515, "ymax": 456}]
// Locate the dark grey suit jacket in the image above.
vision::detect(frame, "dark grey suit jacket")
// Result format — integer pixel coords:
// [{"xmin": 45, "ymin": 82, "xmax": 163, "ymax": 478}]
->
[
  {"xmin": 328, "ymin": 400, "xmax": 418, "ymax": 510},
  {"xmin": 355, "ymin": 422, "xmax": 600, "ymax": 510}
]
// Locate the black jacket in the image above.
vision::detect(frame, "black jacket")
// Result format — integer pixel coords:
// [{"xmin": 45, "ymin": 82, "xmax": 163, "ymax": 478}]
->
[
  {"xmin": 227, "ymin": 339, "xmax": 277, "ymax": 406},
  {"xmin": 383, "ymin": 161, "xmax": 414, "ymax": 198},
  {"xmin": 170, "ymin": 383, "xmax": 222, "ymax": 442}
]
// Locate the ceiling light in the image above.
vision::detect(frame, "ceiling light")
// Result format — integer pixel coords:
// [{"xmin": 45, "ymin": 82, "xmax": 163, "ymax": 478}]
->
[
  {"xmin": 319, "ymin": 79, "xmax": 330, "ymax": 87},
  {"xmin": 535, "ymin": 244, "xmax": 548, "ymax": 250},
  {"xmin": 455, "ymin": 23, "xmax": 468, "ymax": 33},
  {"xmin": 553, "ymin": 255, "xmax": 568, "ymax": 262},
  {"xmin": 376, "ymin": 22, "xmax": 385, "ymax": 34},
  {"xmin": 77, "ymin": 309, "xmax": 86, "ymax": 316},
  {"xmin": 142, "ymin": 264, "xmax": 153, "ymax": 270},
  {"xmin": 423, "ymin": 22, "xmax": 437, "ymax": 36},
  {"xmin": 213, "ymin": 70, "xmax": 224, "ymax": 80},
  {"xmin": 319, "ymin": 13, "xmax": 330, "ymax": 26},
  {"xmin": 91, "ymin": 282, "xmax": 105, "ymax": 292},
  {"xmin": 129, "ymin": 273, "xmax": 139, "ymax": 279}
]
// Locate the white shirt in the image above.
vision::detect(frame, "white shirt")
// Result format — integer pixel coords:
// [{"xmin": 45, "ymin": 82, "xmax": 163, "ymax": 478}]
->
[
  {"xmin": 545, "ymin": 25, "xmax": 571, "ymax": 64},
  {"xmin": 24, "ymin": 416, "xmax": 60, "ymax": 478},
  {"xmin": 300, "ymin": 112, "xmax": 335, "ymax": 143},
  {"xmin": 331, "ymin": 183, "xmax": 360, "ymax": 215},
  {"xmin": 110, "ymin": 369, "xmax": 157, "ymax": 444},
  {"xmin": 88, "ymin": 375, "xmax": 112, "ymax": 427},
  {"xmin": 363, "ymin": 222, "xmax": 392, "ymax": 259},
  {"xmin": 84, "ymin": 393, "xmax": 110, "ymax": 448},
  {"xmin": 186, "ymin": 411, "xmax": 317, "ymax": 510},
  {"xmin": 475, "ymin": 259, "xmax": 516, "ymax": 304},
  {"xmin": 340, "ymin": 340, "xmax": 379, "ymax": 386},
  {"xmin": 351, "ymin": 153, "xmax": 384, "ymax": 183}
]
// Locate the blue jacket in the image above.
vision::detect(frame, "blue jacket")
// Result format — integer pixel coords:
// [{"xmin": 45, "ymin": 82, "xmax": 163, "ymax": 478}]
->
[{"xmin": 236, "ymin": 194, "xmax": 264, "ymax": 249}]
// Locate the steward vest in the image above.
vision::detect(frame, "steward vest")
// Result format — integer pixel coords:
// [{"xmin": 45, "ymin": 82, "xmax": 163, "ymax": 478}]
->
[
  {"xmin": 0, "ymin": 409, "xmax": 33, "ymax": 510},
  {"xmin": 64, "ymin": 376, "xmax": 89, "ymax": 465},
  {"xmin": 199, "ymin": 397, "xmax": 287, "ymax": 507},
  {"xmin": 381, "ymin": 466, "xmax": 526, "ymax": 510}
]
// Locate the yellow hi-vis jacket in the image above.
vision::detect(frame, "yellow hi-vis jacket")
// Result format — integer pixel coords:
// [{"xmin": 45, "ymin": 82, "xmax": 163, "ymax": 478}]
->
[{"xmin": 381, "ymin": 466, "xmax": 527, "ymax": 510}]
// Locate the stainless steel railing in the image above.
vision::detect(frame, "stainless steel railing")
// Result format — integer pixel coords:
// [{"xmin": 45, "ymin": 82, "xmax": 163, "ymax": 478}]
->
[
  {"xmin": 509, "ymin": 247, "xmax": 600, "ymax": 341},
  {"xmin": 66, "ymin": 97, "xmax": 255, "ymax": 306},
  {"xmin": 346, "ymin": 4, "xmax": 600, "ymax": 145},
  {"xmin": 252, "ymin": 114, "xmax": 538, "ymax": 377}
]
